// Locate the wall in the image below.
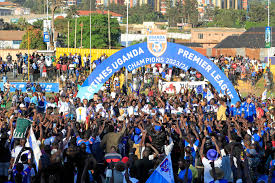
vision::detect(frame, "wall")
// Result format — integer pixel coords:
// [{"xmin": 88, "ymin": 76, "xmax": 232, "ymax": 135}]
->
[{"xmin": 0, "ymin": 47, "xmax": 271, "ymax": 62}]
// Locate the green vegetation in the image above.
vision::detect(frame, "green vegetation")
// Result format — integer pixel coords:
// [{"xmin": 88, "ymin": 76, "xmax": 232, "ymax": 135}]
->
[
  {"xmin": 57, "ymin": 14, "xmax": 121, "ymax": 48},
  {"xmin": 20, "ymin": 26, "xmax": 46, "ymax": 50}
]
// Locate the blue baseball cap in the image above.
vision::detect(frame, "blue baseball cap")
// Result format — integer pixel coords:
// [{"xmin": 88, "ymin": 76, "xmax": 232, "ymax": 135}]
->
[{"xmin": 206, "ymin": 149, "xmax": 218, "ymax": 161}]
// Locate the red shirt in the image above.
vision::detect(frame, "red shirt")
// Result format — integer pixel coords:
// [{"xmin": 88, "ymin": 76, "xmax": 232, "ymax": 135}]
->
[
  {"xmin": 54, "ymin": 96, "xmax": 59, "ymax": 106},
  {"xmin": 62, "ymin": 64, "xmax": 67, "ymax": 71},
  {"xmin": 56, "ymin": 63, "xmax": 61, "ymax": 69}
]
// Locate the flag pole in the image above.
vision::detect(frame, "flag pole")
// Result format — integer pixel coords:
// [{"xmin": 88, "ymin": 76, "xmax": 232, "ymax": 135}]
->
[{"xmin": 28, "ymin": 28, "xmax": 30, "ymax": 81}]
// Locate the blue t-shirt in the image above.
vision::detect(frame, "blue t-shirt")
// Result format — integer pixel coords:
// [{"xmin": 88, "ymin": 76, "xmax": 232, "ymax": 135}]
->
[
  {"xmin": 30, "ymin": 96, "xmax": 38, "ymax": 106},
  {"xmin": 178, "ymin": 169, "xmax": 192, "ymax": 183},
  {"xmin": 76, "ymin": 136, "xmax": 95, "ymax": 154}
]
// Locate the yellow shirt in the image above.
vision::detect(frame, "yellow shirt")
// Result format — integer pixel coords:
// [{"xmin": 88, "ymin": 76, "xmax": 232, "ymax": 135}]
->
[
  {"xmin": 217, "ymin": 104, "xmax": 227, "ymax": 121},
  {"xmin": 119, "ymin": 73, "xmax": 125, "ymax": 89}
]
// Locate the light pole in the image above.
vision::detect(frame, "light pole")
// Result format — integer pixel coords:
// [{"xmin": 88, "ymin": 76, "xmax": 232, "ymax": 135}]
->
[
  {"xmin": 90, "ymin": 0, "xmax": 92, "ymax": 74},
  {"xmin": 125, "ymin": 0, "xmax": 129, "ymax": 87},
  {"xmin": 47, "ymin": 0, "xmax": 49, "ymax": 50},
  {"xmin": 267, "ymin": 0, "xmax": 271, "ymax": 67},
  {"xmin": 108, "ymin": 0, "xmax": 111, "ymax": 49}
]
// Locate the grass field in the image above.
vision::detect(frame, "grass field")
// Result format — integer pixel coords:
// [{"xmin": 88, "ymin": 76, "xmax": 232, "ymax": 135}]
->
[{"xmin": 239, "ymin": 77, "xmax": 275, "ymax": 98}]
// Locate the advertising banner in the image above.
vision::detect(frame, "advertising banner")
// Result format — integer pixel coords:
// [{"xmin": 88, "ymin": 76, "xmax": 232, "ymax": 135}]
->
[{"xmin": 0, "ymin": 82, "xmax": 59, "ymax": 93}]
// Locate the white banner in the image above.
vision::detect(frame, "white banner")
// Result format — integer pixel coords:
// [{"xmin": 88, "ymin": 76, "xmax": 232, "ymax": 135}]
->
[{"xmin": 158, "ymin": 81, "xmax": 207, "ymax": 94}]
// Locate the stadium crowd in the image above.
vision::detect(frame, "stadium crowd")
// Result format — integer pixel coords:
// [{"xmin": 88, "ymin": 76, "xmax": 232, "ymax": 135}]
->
[{"xmin": 0, "ymin": 52, "xmax": 274, "ymax": 183}]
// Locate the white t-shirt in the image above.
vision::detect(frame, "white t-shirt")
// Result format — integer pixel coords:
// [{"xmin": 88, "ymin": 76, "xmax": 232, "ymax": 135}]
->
[
  {"xmin": 45, "ymin": 57, "xmax": 52, "ymax": 67},
  {"xmin": 202, "ymin": 157, "xmax": 222, "ymax": 183},
  {"xmin": 69, "ymin": 64, "xmax": 75, "ymax": 70},
  {"xmin": 127, "ymin": 106, "xmax": 139, "ymax": 116},
  {"xmin": 11, "ymin": 146, "xmax": 31, "ymax": 166},
  {"xmin": 46, "ymin": 102, "xmax": 56, "ymax": 109},
  {"xmin": 59, "ymin": 101, "xmax": 69, "ymax": 114}
]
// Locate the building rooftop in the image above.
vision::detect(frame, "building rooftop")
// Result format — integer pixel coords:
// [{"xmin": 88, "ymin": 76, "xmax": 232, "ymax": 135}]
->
[
  {"xmin": 0, "ymin": 30, "xmax": 25, "ymax": 41},
  {"xmin": 0, "ymin": 1, "xmax": 17, "ymax": 7},
  {"xmin": 191, "ymin": 27, "xmax": 246, "ymax": 32},
  {"xmin": 215, "ymin": 27, "xmax": 275, "ymax": 48},
  {"xmin": 78, "ymin": 10, "xmax": 123, "ymax": 17}
]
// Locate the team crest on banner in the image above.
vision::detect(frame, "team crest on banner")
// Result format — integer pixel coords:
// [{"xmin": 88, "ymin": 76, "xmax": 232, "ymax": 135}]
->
[
  {"xmin": 160, "ymin": 158, "xmax": 169, "ymax": 172},
  {"xmin": 147, "ymin": 29, "xmax": 167, "ymax": 57}
]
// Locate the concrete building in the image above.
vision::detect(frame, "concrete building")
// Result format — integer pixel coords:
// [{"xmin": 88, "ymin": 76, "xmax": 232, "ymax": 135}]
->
[
  {"xmin": 213, "ymin": 0, "xmax": 248, "ymax": 9},
  {"xmin": 77, "ymin": 10, "xmax": 123, "ymax": 23},
  {"xmin": 0, "ymin": 30, "xmax": 25, "ymax": 49},
  {"xmin": 66, "ymin": 0, "xmax": 78, "ymax": 6},
  {"xmin": 191, "ymin": 27, "xmax": 245, "ymax": 48},
  {"xmin": 0, "ymin": 7, "xmax": 12, "ymax": 16}
]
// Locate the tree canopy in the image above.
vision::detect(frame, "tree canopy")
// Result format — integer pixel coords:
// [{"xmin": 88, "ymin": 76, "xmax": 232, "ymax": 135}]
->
[
  {"xmin": 64, "ymin": 14, "xmax": 121, "ymax": 48},
  {"xmin": 20, "ymin": 26, "xmax": 46, "ymax": 50}
]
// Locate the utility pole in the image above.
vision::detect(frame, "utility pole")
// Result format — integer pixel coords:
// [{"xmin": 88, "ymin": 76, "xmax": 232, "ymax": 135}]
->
[
  {"xmin": 68, "ymin": 20, "xmax": 70, "ymax": 48},
  {"xmin": 75, "ymin": 18, "xmax": 77, "ymax": 48},
  {"xmin": 108, "ymin": 0, "xmax": 111, "ymax": 49},
  {"xmin": 267, "ymin": 0, "xmax": 271, "ymax": 67},
  {"xmin": 80, "ymin": 23, "xmax": 83, "ymax": 48},
  {"xmin": 125, "ymin": 0, "xmax": 129, "ymax": 86},
  {"xmin": 28, "ymin": 29, "xmax": 30, "ymax": 81}
]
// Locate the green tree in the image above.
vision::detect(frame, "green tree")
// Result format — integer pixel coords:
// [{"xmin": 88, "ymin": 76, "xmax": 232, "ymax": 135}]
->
[
  {"xmin": 68, "ymin": 14, "xmax": 121, "ymax": 48},
  {"xmin": 165, "ymin": 0, "xmax": 184, "ymax": 26},
  {"xmin": 248, "ymin": 1, "xmax": 266, "ymax": 23},
  {"xmin": 20, "ymin": 27, "xmax": 46, "ymax": 50},
  {"xmin": 208, "ymin": 8, "xmax": 246, "ymax": 28},
  {"xmin": 23, "ymin": 0, "xmax": 44, "ymax": 13},
  {"xmin": 66, "ymin": 5, "xmax": 79, "ymax": 19},
  {"xmin": 109, "ymin": 3, "xmax": 126, "ymax": 16},
  {"xmin": 32, "ymin": 19, "xmax": 43, "ymax": 30},
  {"xmin": 18, "ymin": 18, "xmax": 29, "ymax": 30},
  {"xmin": 184, "ymin": 0, "xmax": 199, "ymax": 26},
  {"xmin": 78, "ymin": 0, "xmax": 96, "ymax": 10}
]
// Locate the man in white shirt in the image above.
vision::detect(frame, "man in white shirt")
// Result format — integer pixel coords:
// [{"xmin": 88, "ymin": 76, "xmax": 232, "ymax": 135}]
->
[
  {"xmin": 200, "ymin": 137, "xmax": 222, "ymax": 183},
  {"xmin": 59, "ymin": 97, "xmax": 69, "ymax": 114},
  {"xmin": 46, "ymin": 97, "xmax": 57, "ymax": 109},
  {"xmin": 76, "ymin": 103, "xmax": 87, "ymax": 123},
  {"xmin": 10, "ymin": 139, "xmax": 31, "ymax": 169}
]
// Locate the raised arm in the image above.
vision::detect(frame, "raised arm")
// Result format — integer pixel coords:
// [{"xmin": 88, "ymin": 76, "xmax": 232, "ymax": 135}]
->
[
  {"xmin": 211, "ymin": 136, "xmax": 221, "ymax": 155},
  {"xmin": 199, "ymin": 137, "xmax": 206, "ymax": 158}
]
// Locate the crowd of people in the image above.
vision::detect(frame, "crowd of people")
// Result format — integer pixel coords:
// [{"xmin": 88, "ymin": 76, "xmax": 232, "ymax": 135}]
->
[{"xmin": 0, "ymin": 52, "xmax": 274, "ymax": 183}]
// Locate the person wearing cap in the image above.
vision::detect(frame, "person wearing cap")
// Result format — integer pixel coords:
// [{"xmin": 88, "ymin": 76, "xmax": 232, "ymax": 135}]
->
[{"xmin": 200, "ymin": 136, "xmax": 222, "ymax": 183}]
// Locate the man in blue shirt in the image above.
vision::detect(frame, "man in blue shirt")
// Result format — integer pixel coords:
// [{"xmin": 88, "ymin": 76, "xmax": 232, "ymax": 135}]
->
[
  {"xmin": 230, "ymin": 101, "xmax": 242, "ymax": 117},
  {"xmin": 242, "ymin": 97, "xmax": 256, "ymax": 122},
  {"xmin": 72, "ymin": 123, "xmax": 94, "ymax": 154}
]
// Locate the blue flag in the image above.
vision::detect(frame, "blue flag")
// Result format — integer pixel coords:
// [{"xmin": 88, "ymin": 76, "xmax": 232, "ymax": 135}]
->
[{"xmin": 146, "ymin": 154, "xmax": 174, "ymax": 183}]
